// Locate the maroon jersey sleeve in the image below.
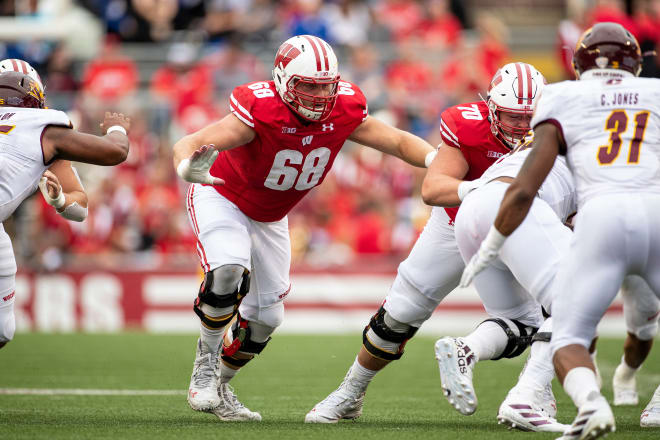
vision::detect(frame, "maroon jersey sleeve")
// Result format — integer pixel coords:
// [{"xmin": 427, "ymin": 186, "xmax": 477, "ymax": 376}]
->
[{"xmin": 229, "ymin": 83, "xmax": 260, "ymax": 128}]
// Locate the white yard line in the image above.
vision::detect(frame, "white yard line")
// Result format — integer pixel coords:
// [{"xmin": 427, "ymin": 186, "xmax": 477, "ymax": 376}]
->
[{"xmin": 0, "ymin": 388, "xmax": 186, "ymax": 396}]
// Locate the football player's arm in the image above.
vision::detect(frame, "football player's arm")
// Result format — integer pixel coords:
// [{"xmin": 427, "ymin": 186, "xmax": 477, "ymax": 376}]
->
[
  {"xmin": 348, "ymin": 115, "xmax": 435, "ymax": 168},
  {"xmin": 40, "ymin": 160, "xmax": 88, "ymax": 222},
  {"xmin": 43, "ymin": 112, "xmax": 130, "ymax": 166},
  {"xmin": 459, "ymin": 122, "xmax": 562, "ymax": 287},
  {"xmin": 172, "ymin": 113, "xmax": 255, "ymax": 185},
  {"xmin": 420, "ymin": 142, "xmax": 469, "ymax": 207}
]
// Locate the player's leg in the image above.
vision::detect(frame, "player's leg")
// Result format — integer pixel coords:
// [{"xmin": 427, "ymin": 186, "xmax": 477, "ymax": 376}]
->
[
  {"xmin": 186, "ymin": 184, "xmax": 253, "ymax": 412},
  {"xmin": 305, "ymin": 208, "xmax": 464, "ymax": 423},
  {"xmin": 438, "ymin": 184, "xmax": 545, "ymax": 417},
  {"xmin": 638, "ymin": 195, "xmax": 660, "ymax": 428},
  {"xmin": 212, "ymin": 213, "xmax": 291, "ymax": 421},
  {"xmin": 612, "ymin": 275, "xmax": 658, "ymax": 406},
  {"xmin": 552, "ymin": 200, "xmax": 626, "ymax": 440},
  {"xmin": 0, "ymin": 225, "xmax": 18, "ymax": 349}
]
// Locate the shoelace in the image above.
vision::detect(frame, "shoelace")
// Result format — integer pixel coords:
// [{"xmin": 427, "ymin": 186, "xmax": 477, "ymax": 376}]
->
[
  {"xmin": 193, "ymin": 352, "xmax": 217, "ymax": 387},
  {"xmin": 219, "ymin": 384, "xmax": 247, "ymax": 410}
]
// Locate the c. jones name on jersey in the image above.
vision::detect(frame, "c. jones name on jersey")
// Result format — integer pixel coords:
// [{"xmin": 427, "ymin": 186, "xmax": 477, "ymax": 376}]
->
[{"xmin": 601, "ymin": 92, "xmax": 639, "ymax": 106}]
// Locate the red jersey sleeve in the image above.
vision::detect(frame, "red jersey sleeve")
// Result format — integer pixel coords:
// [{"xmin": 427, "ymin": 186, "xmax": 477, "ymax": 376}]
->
[
  {"xmin": 229, "ymin": 83, "xmax": 259, "ymax": 128},
  {"xmin": 439, "ymin": 107, "xmax": 461, "ymax": 149},
  {"xmin": 336, "ymin": 81, "xmax": 369, "ymax": 124}
]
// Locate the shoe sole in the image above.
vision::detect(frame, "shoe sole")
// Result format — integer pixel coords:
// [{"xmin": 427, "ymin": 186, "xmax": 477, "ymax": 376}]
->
[
  {"xmin": 497, "ymin": 411, "xmax": 569, "ymax": 433},
  {"xmin": 435, "ymin": 338, "xmax": 477, "ymax": 416},
  {"xmin": 304, "ymin": 409, "xmax": 361, "ymax": 423}
]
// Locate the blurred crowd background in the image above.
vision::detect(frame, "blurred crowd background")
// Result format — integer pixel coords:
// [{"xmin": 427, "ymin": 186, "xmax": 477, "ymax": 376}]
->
[{"xmin": 1, "ymin": 0, "xmax": 659, "ymax": 272}]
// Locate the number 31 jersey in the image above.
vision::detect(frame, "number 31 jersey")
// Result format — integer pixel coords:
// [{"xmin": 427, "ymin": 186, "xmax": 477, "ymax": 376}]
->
[
  {"xmin": 531, "ymin": 76, "xmax": 660, "ymax": 207},
  {"xmin": 209, "ymin": 80, "xmax": 367, "ymax": 222}
]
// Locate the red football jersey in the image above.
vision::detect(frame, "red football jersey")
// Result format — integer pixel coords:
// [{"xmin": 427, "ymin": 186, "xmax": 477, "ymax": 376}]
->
[
  {"xmin": 439, "ymin": 100, "xmax": 510, "ymax": 223},
  {"xmin": 209, "ymin": 80, "xmax": 368, "ymax": 222}
]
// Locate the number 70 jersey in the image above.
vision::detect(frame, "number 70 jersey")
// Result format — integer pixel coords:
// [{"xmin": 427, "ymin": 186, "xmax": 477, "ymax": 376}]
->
[
  {"xmin": 209, "ymin": 80, "xmax": 368, "ymax": 222},
  {"xmin": 531, "ymin": 76, "xmax": 660, "ymax": 208}
]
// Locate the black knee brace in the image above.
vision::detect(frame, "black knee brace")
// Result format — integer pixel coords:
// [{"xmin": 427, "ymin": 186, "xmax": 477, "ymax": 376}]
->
[
  {"xmin": 485, "ymin": 318, "xmax": 538, "ymax": 360},
  {"xmin": 362, "ymin": 306, "xmax": 418, "ymax": 361},
  {"xmin": 193, "ymin": 268, "xmax": 250, "ymax": 329},
  {"xmin": 221, "ymin": 312, "xmax": 271, "ymax": 368}
]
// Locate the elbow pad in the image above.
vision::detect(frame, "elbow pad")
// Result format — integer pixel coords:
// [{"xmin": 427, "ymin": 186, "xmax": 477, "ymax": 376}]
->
[{"xmin": 58, "ymin": 202, "xmax": 88, "ymax": 222}]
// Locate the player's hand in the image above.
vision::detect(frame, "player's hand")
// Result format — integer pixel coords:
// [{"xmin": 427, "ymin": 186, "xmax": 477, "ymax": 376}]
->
[
  {"xmin": 459, "ymin": 226, "xmax": 507, "ymax": 287},
  {"xmin": 176, "ymin": 145, "xmax": 225, "ymax": 185},
  {"xmin": 460, "ymin": 247, "xmax": 498, "ymax": 287},
  {"xmin": 100, "ymin": 112, "xmax": 131, "ymax": 134},
  {"xmin": 39, "ymin": 170, "xmax": 65, "ymax": 209}
]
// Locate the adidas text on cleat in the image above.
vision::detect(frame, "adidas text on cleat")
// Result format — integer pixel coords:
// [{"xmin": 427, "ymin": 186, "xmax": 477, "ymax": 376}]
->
[
  {"xmin": 212, "ymin": 383, "xmax": 262, "ymax": 421},
  {"xmin": 557, "ymin": 393, "xmax": 614, "ymax": 440},
  {"xmin": 435, "ymin": 337, "xmax": 477, "ymax": 416},
  {"xmin": 305, "ymin": 373, "xmax": 365, "ymax": 423},
  {"xmin": 187, "ymin": 339, "xmax": 220, "ymax": 411}
]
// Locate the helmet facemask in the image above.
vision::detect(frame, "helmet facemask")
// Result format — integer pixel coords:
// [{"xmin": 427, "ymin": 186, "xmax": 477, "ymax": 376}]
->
[
  {"xmin": 284, "ymin": 75, "xmax": 339, "ymax": 122},
  {"xmin": 487, "ymin": 62, "xmax": 545, "ymax": 148},
  {"xmin": 272, "ymin": 35, "xmax": 340, "ymax": 122}
]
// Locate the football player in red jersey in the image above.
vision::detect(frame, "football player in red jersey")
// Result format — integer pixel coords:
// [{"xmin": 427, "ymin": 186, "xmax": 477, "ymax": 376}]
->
[
  {"xmin": 172, "ymin": 35, "xmax": 436, "ymax": 421},
  {"xmin": 305, "ymin": 62, "xmax": 548, "ymax": 424}
]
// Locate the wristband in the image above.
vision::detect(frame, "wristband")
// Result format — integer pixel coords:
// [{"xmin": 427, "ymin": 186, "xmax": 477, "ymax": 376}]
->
[
  {"xmin": 51, "ymin": 190, "xmax": 66, "ymax": 209},
  {"xmin": 106, "ymin": 125, "xmax": 127, "ymax": 136},
  {"xmin": 424, "ymin": 150, "xmax": 437, "ymax": 168},
  {"xmin": 483, "ymin": 226, "xmax": 507, "ymax": 252}
]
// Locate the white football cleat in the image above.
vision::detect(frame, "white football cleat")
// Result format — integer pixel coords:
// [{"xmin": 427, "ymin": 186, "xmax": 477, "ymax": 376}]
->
[
  {"xmin": 612, "ymin": 363, "xmax": 638, "ymax": 406},
  {"xmin": 435, "ymin": 337, "xmax": 477, "ymax": 415},
  {"xmin": 187, "ymin": 338, "xmax": 221, "ymax": 411},
  {"xmin": 641, "ymin": 385, "xmax": 660, "ymax": 428},
  {"xmin": 557, "ymin": 392, "xmax": 614, "ymax": 440},
  {"xmin": 305, "ymin": 371, "xmax": 365, "ymax": 423},
  {"xmin": 497, "ymin": 385, "xmax": 569, "ymax": 433},
  {"xmin": 212, "ymin": 383, "xmax": 262, "ymax": 421}
]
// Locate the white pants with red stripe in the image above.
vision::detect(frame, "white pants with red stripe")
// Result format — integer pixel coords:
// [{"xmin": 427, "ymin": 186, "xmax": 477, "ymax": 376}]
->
[
  {"xmin": 186, "ymin": 184, "xmax": 291, "ymax": 314},
  {"xmin": 0, "ymin": 224, "xmax": 17, "ymax": 343}
]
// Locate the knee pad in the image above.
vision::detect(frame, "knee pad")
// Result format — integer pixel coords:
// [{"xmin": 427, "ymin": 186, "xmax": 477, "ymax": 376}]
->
[
  {"xmin": 0, "ymin": 301, "xmax": 16, "ymax": 344},
  {"xmin": 221, "ymin": 312, "xmax": 272, "ymax": 368},
  {"xmin": 193, "ymin": 265, "xmax": 250, "ymax": 330},
  {"xmin": 362, "ymin": 306, "xmax": 418, "ymax": 361},
  {"xmin": 484, "ymin": 317, "xmax": 538, "ymax": 360}
]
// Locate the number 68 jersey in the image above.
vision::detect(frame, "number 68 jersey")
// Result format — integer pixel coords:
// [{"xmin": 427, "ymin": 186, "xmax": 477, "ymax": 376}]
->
[
  {"xmin": 531, "ymin": 76, "xmax": 660, "ymax": 208},
  {"xmin": 209, "ymin": 80, "xmax": 368, "ymax": 222}
]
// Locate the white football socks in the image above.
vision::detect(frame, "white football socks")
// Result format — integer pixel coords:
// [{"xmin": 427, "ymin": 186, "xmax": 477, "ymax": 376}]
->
[
  {"xmin": 200, "ymin": 324, "xmax": 224, "ymax": 354},
  {"xmin": 347, "ymin": 357, "xmax": 377, "ymax": 392},
  {"xmin": 463, "ymin": 320, "xmax": 509, "ymax": 361},
  {"xmin": 563, "ymin": 367, "xmax": 601, "ymax": 408}
]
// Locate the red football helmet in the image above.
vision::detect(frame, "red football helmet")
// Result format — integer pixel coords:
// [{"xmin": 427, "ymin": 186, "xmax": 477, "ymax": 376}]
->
[
  {"xmin": 572, "ymin": 22, "xmax": 642, "ymax": 78},
  {"xmin": 272, "ymin": 35, "xmax": 340, "ymax": 122},
  {"xmin": 487, "ymin": 62, "xmax": 545, "ymax": 148},
  {"xmin": 0, "ymin": 71, "xmax": 46, "ymax": 109}
]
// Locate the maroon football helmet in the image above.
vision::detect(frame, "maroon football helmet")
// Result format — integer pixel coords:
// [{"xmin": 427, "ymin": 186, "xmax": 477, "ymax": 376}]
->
[
  {"xmin": 572, "ymin": 22, "xmax": 642, "ymax": 78},
  {"xmin": 0, "ymin": 71, "xmax": 45, "ymax": 109}
]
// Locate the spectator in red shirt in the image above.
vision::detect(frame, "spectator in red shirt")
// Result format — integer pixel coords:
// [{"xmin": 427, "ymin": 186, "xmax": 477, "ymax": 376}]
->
[
  {"xmin": 418, "ymin": 0, "xmax": 463, "ymax": 50},
  {"xmin": 79, "ymin": 35, "xmax": 138, "ymax": 130}
]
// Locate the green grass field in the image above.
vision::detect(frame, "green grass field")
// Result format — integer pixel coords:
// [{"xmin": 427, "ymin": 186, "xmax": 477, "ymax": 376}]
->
[{"xmin": 1, "ymin": 333, "xmax": 658, "ymax": 439}]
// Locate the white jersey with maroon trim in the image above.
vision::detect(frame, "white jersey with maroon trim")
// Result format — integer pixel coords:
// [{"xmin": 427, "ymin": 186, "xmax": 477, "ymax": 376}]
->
[
  {"xmin": 480, "ymin": 134, "xmax": 577, "ymax": 222},
  {"xmin": 532, "ymin": 76, "xmax": 660, "ymax": 208},
  {"xmin": 0, "ymin": 107, "xmax": 72, "ymax": 222}
]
